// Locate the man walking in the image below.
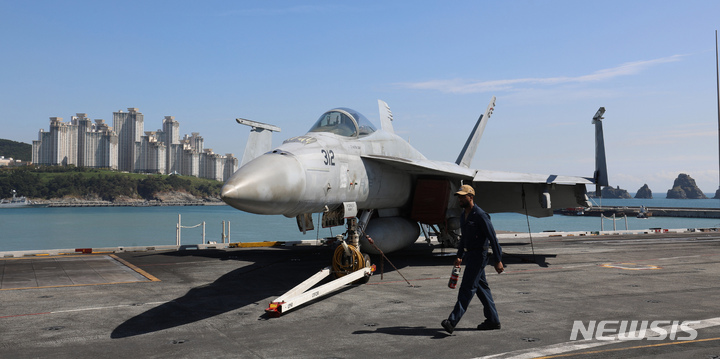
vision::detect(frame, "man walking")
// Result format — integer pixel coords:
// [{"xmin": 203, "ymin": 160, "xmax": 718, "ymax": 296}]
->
[{"xmin": 442, "ymin": 184, "xmax": 504, "ymax": 334}]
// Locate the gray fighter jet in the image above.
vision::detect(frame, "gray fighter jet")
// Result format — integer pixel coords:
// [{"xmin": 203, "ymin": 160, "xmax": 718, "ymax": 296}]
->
[{"xmin": 221, "ymin": 98, "xmax": 607, "ymax": 259}]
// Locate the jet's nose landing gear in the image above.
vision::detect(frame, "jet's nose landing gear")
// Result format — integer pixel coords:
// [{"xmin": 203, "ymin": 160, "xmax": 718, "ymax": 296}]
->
[
  {"xmin": 264, "ymin": 209, "xmax": 377, "ymax": 317},
  {"xmin": 332, "ymin": 241, "xmax": 373, "ymax": 283},
  {"xmin": 331, "ymin": 211, "xmax": 375, "ymax": 282}
]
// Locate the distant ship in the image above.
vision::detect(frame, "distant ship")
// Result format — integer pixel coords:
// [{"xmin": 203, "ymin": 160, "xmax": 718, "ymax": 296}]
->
[{"xmin": 0, "ymin": 190, "xmax": 43, "ymax": 208}]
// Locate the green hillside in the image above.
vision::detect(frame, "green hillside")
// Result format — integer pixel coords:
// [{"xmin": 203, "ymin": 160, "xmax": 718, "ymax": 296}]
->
[
  {"xmin": 0, "ymin": 139, "xmax": 32, "ymax": 162},
  {"xmin": 0, "ymin": 166, "xmax": 223, "ymax": 200}
]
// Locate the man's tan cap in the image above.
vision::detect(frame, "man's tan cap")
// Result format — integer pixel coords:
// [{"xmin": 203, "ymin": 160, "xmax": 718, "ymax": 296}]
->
[{"xmin": 455, "ymin": 184, "xmax": 475, "ymax": 196}]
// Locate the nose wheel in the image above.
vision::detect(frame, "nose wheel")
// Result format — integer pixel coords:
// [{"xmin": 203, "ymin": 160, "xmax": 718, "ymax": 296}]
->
[{"xmin": 332, "ymin": 243, "xmax": 373, "ymax": 284}]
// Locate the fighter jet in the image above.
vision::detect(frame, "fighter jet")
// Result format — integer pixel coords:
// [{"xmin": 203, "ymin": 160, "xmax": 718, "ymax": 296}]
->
[{"xmin": 221, "ymin": 98, "xmax": 607, "ymax": 260}]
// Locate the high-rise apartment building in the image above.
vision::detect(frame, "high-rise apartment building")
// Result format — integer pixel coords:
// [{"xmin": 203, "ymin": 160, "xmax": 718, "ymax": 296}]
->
[
  {"xmin": 33, "ymin": 116, "xmax": 118, "ymax": 169},
  {"xmin": 182, "ymin": 148, "xmax": 200, "ymax": 177},
  {"xmin": 75, "ymin": 114, "xmax": 90, "ymax": 166},
  {"xmin": 162, "ymin": 116, "xmax": 183, "ymax": 174},
  {"xmin": 138, "ymin": 131, "xmax": 166, "ymax": 174},
  {"xmin": 223, "ymin": 154, "xmax": 239, "ymax": 182},
  {"xmin": 185, "ymin": 132, "xmax": 204, "ymax": 151},
  {"xmin": 113, "ymin": 108, "xmax": 144, "ymax": 172},
  {"xmin": 179, "ymin": 132, "xmax": 204, "ymax": 177},
  {"xmin": 201, "ymin": 149, "xmax": 224, "ymax": 182},
  {"xmin": 32, "ymin": 117, "xmax": 77, "ymax": 166},
  {"xmin": 83, "ymin": 120, "xmax": 118, "ymax": 169},
  {"xmin": 32, "ymin": 107, "xmax": 237, "ymax": 181}
]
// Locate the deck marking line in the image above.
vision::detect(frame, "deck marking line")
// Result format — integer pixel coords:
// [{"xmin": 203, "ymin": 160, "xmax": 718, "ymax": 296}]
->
[
  {"xmin": 110, "ymin": 254, "xmax": 161, "ymax": 282},
  {"xmin": 533, "ymin": 336, "xmax": 720, "ymax": 358},
  {"xmin": 476, "ymin": 316, "xmax": 720, "ymax": 359},
  {"xmin": 1, "ymin": 281, "xmax": 157, "ymax": 291},
  {"xmin": 600, "ymin": 263, "xmax": 661, "ymax": 270},
  {"xmin": 1, "ymin": 301, "xmax": 168, "ymax": 319},
  {"xmin": 0, "ymin": 312, "xmax": 52, "ymax": 319},
  {"xmin": 0, "ymin": 254, "xmax": 105, "ymax": 261},
  {"xmin": 367, "ymin": 277, "xmax": 441, "ymax": 285},
  {"xmin": 49, "ymin": 301, "xmax": 168, "ymax": 314}
]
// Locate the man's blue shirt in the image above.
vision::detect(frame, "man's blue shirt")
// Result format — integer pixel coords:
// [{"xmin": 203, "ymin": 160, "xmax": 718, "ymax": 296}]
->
[{"xmin": 456, "ymin": 204, "xmax": 502, "ymax": 263}]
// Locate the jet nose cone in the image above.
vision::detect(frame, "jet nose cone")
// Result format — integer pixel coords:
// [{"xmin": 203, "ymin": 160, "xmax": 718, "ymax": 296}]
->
[{"xmin": 221, "ymin": 153, "xmax": 306, "ymax": 215}]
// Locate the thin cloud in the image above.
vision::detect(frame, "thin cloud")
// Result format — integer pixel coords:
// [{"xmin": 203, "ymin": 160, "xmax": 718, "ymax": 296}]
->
[
  {"xmin": 398, "ymin": 55, "xmax": 685, "ymax": 94},
  {"xmin": 621, "ymin": 123, "xmax": 716, "ymax": 147}
]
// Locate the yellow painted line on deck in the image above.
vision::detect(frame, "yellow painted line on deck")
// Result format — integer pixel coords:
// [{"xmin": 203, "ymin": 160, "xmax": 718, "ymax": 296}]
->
[
  {"xmin": 600, "ymin": 262, "xmax": 661, "ymax": 270},
  {"xmin": 229, "ymin": 241, "xmax": 280, "ymax": 248},
  {"xmin": 0, "ymin": 254, "xmax": 160, "ymax": 291},
  {"xmin": 110, "ymin": 254, "xmax": 160, "ymax": 282}
]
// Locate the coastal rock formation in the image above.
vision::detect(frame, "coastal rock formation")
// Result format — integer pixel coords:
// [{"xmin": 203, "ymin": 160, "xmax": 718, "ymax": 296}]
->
[
  {"xmin": 37, "ymin": 191, "xmax": 220, "ymax": 205},
  {"xmin": 635, "ymin": 184, "xmax": 653, "ymax": 199},
  {"xmin": 666, "ymin": 173, "xmax": 708, "ymax": 199},
  {"xmin": 154, "ymin": 191, "xmax": 201, "ymax": 203},
  {"xmin": 601, "ymin": 186, "xmax": 632, "ymax": 199}
]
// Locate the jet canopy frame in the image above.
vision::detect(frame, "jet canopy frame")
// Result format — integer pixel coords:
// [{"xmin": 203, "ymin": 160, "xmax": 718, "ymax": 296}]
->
[{"xmin": 308, "ymin": 108, "xmax": 376, "ymax": 138}]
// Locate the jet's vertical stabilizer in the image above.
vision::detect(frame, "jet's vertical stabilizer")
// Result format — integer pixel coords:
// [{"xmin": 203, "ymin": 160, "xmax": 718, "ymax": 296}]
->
[
  {"xmin": 592, "ymin": 107, "xmax": 609, "ymax": 195},
  {"xmin": 235, "ymin": 118, "xmax": 281, "ymax": 167},
  {"xmin": 377, "ymin": 100, "xmax": 395, "ymax": 134},
  {"xmin": 455, "ymin": 96, "xmax": 496, "ymax": 168}
]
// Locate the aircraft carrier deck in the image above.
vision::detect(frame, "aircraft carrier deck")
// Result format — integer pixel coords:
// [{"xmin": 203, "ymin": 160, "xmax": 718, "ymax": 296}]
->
[{"xmin": 2, "ymin": 231, "xmax": 720, "ymax": 359}]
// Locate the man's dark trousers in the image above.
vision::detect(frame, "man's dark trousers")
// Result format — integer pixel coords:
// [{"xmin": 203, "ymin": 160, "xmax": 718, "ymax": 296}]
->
[{"xmin": 447, "ymin": 249, "xmax": 499, "ymax": 326}]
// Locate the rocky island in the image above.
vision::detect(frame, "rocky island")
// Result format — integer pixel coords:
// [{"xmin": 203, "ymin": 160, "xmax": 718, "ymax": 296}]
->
[
  {"xmin": 666, "ymin": 173, "xmax": 707, "ymax": 199},
  {"xmin": 601, "ymin": 186, "xmax": 632, "ymax": 199},
  {"xmin": 635, "ymin": 184, "xmax": 653, "ymax": 199}
]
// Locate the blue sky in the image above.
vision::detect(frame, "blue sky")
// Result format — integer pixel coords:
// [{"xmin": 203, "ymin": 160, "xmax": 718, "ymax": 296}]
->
[{"xmin": 2, "ymin": 1, "xmax": 720, "ymax": 194}]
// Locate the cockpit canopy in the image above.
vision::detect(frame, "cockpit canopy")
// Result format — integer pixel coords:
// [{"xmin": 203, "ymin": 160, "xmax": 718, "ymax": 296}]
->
[{"xmin": 308, "ymin": 108, "xmax": 376, "ymax": 138}]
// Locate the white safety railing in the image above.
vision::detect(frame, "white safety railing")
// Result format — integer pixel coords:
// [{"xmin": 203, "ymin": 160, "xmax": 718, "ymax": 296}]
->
[
  {"xmin": 176, "ymin": 215, "xmax": 235, "ymax": 246},
  {"xmin": 221, "ymin": 220, "xmax": 231, "ymax": 243},
  {"xmin": 600, "ymin": 213, "xmax": 628, "ymax": 231},
  {"xmin": 176, "ymin": 214, "xmax": 205, "ymax": 246}
]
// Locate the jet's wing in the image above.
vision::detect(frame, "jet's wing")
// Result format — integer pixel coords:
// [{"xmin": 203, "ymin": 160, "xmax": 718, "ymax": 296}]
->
[
  {"xmin": 473, "ymin": 169, "xmax": 591, "ymax": 218},
  {"xmin": 363, "ymin": 155, "xmax": 591, "ymax": 218},
  {"xmin": 362, "ymin": 99, "xmax": 603, "ymax": 219},
  {"xmin": 474, "ymin": 170, "xmax": 593, "ymax": 185},
  {"xmin": 458, "ymin": 104, "xmax": 605, "ymax": 218},
  {"xmin": 361, "ymin": 154, "xmax": 475, "ymax": 179}
]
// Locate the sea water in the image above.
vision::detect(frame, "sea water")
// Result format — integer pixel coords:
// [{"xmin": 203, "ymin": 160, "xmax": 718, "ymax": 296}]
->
[
  {"xmin": 2, "ymin": 197, "xmax": 720, "ymax": 252},
  {"xmin": 0, "ymin": 206, "xmax": 340, "ymax": 252}
]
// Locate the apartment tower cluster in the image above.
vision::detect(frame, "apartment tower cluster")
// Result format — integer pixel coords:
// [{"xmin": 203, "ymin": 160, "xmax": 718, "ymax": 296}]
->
[{"xmin": 32, "ymin": 108, "xmax": 238, "ymax": 182}]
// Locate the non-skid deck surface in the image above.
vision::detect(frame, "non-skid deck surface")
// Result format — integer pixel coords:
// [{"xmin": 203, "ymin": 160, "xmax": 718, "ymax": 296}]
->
[{"xmin": 0, "ymin": 255, "xmax": 152, "ymax": 290}]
